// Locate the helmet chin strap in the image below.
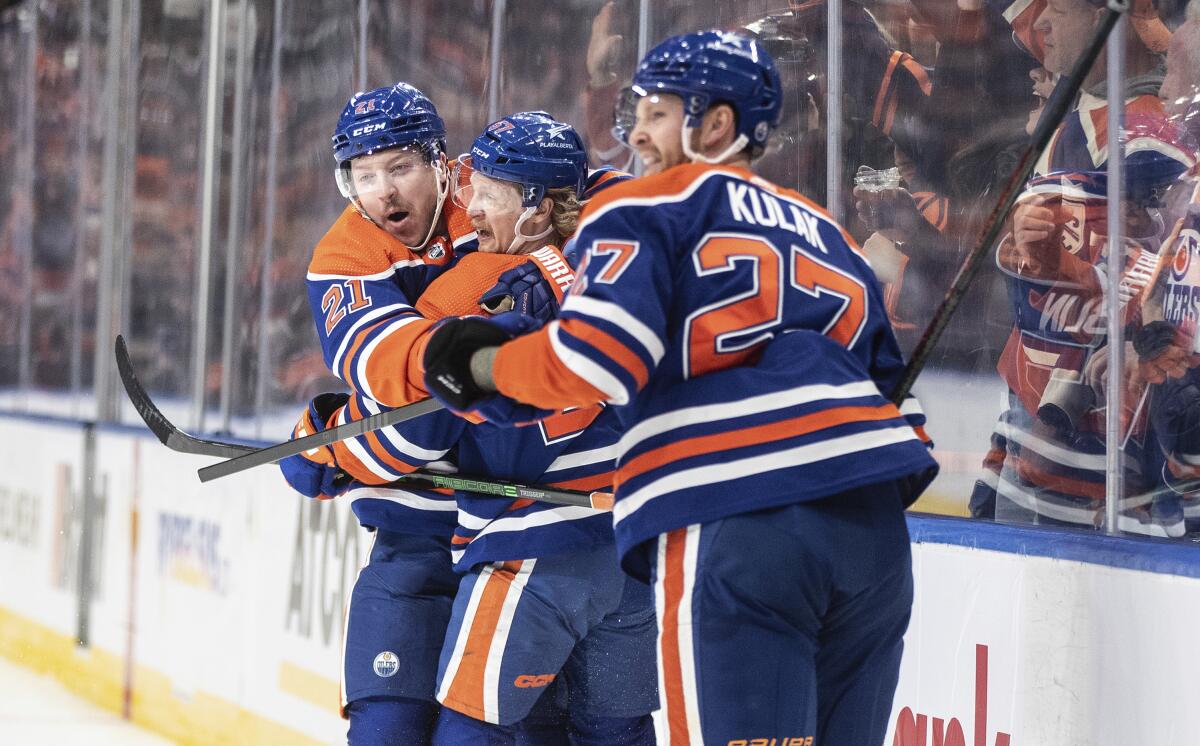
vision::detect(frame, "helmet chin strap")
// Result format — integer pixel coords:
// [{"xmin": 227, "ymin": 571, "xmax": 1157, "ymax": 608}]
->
[
  {"xmin": 507, "ymin": 206, "xmax": 554, "ymax": 254},
  {"xmin": 414, "ymin": 157, "xmax": 450, "ymax": 251},
  {"xmin": 680, "ymin": 120, "xmax": 749, "ymax": 166}
]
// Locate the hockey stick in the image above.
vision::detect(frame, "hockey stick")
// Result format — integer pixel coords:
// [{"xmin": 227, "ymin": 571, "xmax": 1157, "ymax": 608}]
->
[
  {"xmin": 115, "ymin": 334, "xmax": 441, "ymax": 477},
  {"xmin": 115, "ymin": 335, "xmax": 612, "ymax": 510},
  {"xmin": 889, "ymin": 0, "xmax": 1129, "ymax": 404}
]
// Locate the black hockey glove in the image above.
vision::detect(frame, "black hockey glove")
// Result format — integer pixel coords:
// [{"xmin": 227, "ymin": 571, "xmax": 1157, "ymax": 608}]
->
[{"xmin": 423, "ymin": 317, "xmax": 510, "ymax": 412}]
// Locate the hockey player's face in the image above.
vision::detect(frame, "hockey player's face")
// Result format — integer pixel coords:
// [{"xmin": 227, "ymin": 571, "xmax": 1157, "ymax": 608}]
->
[
  {"xmin": 629, "ymin": 93, "xmax": 686, "ymax": 175},
  {"xmin": 1034, "ymin": 0, "xmax": 1100, "ymax": 76},
  {"xmin": 465, "ymin": 172, "xmax": 524, "ymax": 253},
  {"xmin": 348, "ymin": 148, "xmax": 440, "ymax": 245}
]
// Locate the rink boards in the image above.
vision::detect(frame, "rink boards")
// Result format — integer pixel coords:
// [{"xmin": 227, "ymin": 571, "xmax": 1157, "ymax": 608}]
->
[{"xmin": 1, "ymin": 412, "xmax": 1198, "ymax": 745}]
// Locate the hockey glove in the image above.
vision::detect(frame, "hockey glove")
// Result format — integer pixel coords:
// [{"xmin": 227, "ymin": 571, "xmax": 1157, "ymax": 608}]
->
[
  {"xmin": 1133, "ymin": 320, "xmax": 1191, "ymax": 385},
  {"xmin": 423, "ymin": 317, "xmax": 554, "ymax": 425},
  {"xmin": 278, "ymin": 392, "xmax": 352, "ymax": 499},
  {"xmin": 479, "ymin": 260, "xmax": 560, "ymax": 325}
]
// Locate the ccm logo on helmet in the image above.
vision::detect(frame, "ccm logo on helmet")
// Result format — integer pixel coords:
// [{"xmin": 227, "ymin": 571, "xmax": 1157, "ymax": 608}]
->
[{"xmin": 351, "ymin": 122, "xmax": 386, "ymax": 137}]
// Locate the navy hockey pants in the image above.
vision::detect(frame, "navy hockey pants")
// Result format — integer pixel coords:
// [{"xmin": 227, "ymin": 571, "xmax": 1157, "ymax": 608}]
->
[
  {"xmin": 643, "ymin": 481, "xmax": 913, "ymax": 746},
  {"xmin": 343, "ymin": 529, "xmax": 459, "ymax": 745}
]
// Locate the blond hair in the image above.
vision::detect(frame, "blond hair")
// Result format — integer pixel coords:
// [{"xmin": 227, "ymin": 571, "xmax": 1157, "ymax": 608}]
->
[{"xmin": 547, "ymin": 186, "xmax": 584, "ymax": 240}]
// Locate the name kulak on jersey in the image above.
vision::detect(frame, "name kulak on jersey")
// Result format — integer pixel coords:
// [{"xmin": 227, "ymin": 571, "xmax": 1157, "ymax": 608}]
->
[{"xmin": 726, "ymin": 182, "xmax": 829, "ymax": 254}]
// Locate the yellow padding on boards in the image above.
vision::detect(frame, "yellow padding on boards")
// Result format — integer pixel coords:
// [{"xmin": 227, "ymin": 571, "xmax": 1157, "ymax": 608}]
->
[{"xmin": 0, "ymin": 605, "xmax": 327, "ymax": 745}]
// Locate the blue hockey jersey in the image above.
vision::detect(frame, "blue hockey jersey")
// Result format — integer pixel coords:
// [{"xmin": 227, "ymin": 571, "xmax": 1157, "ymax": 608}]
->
[{"xmin": 491, "ymin": 163, "xmax": 938, "ymax": 575}]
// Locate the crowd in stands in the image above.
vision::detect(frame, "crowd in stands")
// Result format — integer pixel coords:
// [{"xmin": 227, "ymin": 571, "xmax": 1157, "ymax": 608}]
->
[{"xmin": 2, "ymin": 0, "xmax": 1200, "ymax": 536}]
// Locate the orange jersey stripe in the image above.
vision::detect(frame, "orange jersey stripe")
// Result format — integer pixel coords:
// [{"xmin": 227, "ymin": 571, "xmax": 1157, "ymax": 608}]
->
[
  {"xmin": 494, "ymin": 327, "xmax": 611, "ymax": 411},
  {"xmin": 339, "ymin": 316, "xmax": 390, "ymax": 384},
  {"xmin": 358, "ymin": 316, "xmax": 438, "ymax": 406},
  {"xmin": 618, "ymin": 404, "xmax": 902, "ymax": 488},
  {"xmin": 442, "ymin": 560, "xmax": 525, "ymax": 721},
  {"xmin": 872, "ymin": 51, "xmax": 903, "ymax": 129},
  {"xmin": 579, "ymin": 163, "xmax": 866, "ymax": 264},
  {"xmin": 1011, "ymin": 452, "xmax": 1105, "ymax": 500},
  {"xmin": 660, "ymin": 529, "xmax": 692, "ymax": 746},
  {"xmin": 557, "ymin": 318, "xmax": 650, "ymax": 389}
]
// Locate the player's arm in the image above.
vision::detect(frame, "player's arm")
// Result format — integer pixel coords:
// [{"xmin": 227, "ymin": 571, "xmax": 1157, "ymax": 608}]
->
[
  {"xmin": 279, "ymin": 389, "xmax": 467, "ymax": 496},
  {"xmin": 422, "ymin": 202, "xmax": 676, "ymax": 414},
  {"xmin": 307, "ymin": 268, "xmax": 441, "ymax": 407},
  {"xmin": 491, "ymin": 204, "xmax": 675, "ymax": 410}
]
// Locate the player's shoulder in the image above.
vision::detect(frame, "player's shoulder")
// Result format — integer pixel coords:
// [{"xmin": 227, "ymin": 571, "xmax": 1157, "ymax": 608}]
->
[
  {"xmin": 416, "ymin": 251, "xmax": 528, "ymax": 319},
  {"xmin": 308, "ymin": 204, "xmax": 423, "ymax": 278},
  {"xmin": 580, "ymin": 163, "xmax": 751, "ymax": 221}
]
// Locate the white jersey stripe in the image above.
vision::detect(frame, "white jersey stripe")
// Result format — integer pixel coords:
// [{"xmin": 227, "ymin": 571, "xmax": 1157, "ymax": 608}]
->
[
  {"xmin": 307, "ymin": 258, "xmax": 425, "ymax": 282},
  {"xmin": 482, "ymin": 560, "xmax": 535, "ymax": 723},
  {"xmin": 615, "ymin": 426, "xmax": 919, "ymax": 524},
  {"xmin": 453, "ymin": 230, "xmax": 479, "ymax": 248},
  {"xmin": 617, "ymin": 380, "xmax": 883, "ymax": 459},
  {"xmin": 549, "ymin": 322, "xmax": 631, "ymax": 405},
  {"xmin": 330, "ymin": 303, "xmax": 414, "ymax": 375},
  {"xmin": 997, "ymin": 421, "xmax": 1107, "ymax": 471},
  {"xmin": 437, "ymin": 566, "xmax": 493, "ymax": 705},
  {"xmin": 360, "ymin": 397, "xmax": 451, "ymax": 461},
  {"xmin": 576, "ymin": 168, "xmax": 860, "ymax": 261},
  {"xmin": 560, "ymin": 296, "xmax": 666, "ymax": 364},
  {"xmin": 353, "ymin": 315, "xmax": 425, "ymax": 402},
  {"xmin": 347, "ymin": 488, "xmax": 457, "ymax": 512},
  {"xmin": 652, "ymin": 539, "xmax": 670, "ymax": 746},
  {"xmin": 336, "ymin": 409, "xmax": 404, "ymax": 482},
  {"xmin": 465, "ymin": 505, "xmax": 604, "ymax": 541},
  {"xmin": 544, "ymin": 443, "xmax": 617, "ymax": 474},
  {"xmin": 678, "ymin": 525, "xmax": 703, "ymax": 744}
]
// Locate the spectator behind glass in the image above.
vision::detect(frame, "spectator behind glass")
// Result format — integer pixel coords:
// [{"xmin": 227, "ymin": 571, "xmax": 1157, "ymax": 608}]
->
[{"xmin": 970, "ymin": 0, "xmax": 1196, "ymax": 536}]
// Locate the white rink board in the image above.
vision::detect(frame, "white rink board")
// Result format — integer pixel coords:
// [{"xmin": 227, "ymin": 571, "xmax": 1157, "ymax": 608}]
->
[
  {"xmin": 888, "ymin": 521, "xmax": 1200, "ymax": 746},
  {"xmin": 0, "ymin": 414, "xmax": 364, "ymax": 744},
  {"xmin": 0, "ymin": 416, "xmax": 87, "ymax": 642},
  {"xmin": 4, "ymin": 413, "xmax": 1200, "ymax": 744}
]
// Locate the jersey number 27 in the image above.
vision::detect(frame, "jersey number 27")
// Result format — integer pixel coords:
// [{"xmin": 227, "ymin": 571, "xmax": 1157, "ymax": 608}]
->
[{"xmin": 683, "ymin": 233, "xmax": 867, "ymax": 379}]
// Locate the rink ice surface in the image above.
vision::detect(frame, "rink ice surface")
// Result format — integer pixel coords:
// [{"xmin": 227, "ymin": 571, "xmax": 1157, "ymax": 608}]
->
[{"xmin": 0, "ymin": 655, "xmax": 170, "ymax": 745}]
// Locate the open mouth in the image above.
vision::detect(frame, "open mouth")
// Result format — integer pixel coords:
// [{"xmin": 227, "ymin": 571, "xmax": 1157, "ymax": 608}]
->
[{"xmin": 386, "ymin": 210, "xmax": 410, "ymax": 226}]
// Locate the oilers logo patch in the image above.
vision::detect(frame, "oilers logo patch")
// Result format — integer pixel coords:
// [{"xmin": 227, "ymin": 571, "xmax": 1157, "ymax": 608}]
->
[
  {"xmin": 1171, "ymin": 228, "xmax": 1200, "ymax": 281},
  {"xmin": 373, "ymin": 651, "xmax": 399, "ymax": 677}
]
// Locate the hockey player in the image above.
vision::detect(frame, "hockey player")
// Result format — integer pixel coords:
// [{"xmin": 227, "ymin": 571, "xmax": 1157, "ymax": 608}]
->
[
  {"xmin": 421, "ymin": 31, "xmax": 939, "ymax": 746},
  {"xmin": 282, "ymin": 82, "xmax": 468, "ymax": 745},
  {"xmin": 286, "ymin": 112, "xmax": 654, "ymax": 744},
  {"xmin": 289, "ymin": 86, "xmax": 571, "ymax": 744}
]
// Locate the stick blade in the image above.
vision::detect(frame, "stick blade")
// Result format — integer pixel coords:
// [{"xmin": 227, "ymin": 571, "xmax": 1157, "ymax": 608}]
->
[
  {"xmin": 114, "ymin": 335, "xmax": 252, "ymax": 458},
  {"xmin": 115, "ymin": 334, "xmax": 176, "ymax": 447}
]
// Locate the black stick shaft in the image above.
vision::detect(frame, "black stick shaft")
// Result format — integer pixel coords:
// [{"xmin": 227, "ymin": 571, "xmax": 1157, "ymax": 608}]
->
[{"xmin": 890, "ymin": 2, "xmax": 1127, "ymax": 404}]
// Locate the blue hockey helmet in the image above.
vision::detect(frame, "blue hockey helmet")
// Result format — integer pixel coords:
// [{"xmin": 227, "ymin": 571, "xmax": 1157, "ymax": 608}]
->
[
  {"xmin": 331, "ymin": 83, "xmax": 446, "ymax": 167},
  {"xmin": 613, "ymin": 30, "xmax": 783, "ymax": 157},
  {"xmin": 464, "ymin": 111, "xmax": 588, "ymax": 208},
  {"xmin": 1121, "ymin": 116, "xmax": 1198, "ymax": 207},
  {"xmin": 331, "ymin": 83, "xmax": 450, "ymax": 248}
]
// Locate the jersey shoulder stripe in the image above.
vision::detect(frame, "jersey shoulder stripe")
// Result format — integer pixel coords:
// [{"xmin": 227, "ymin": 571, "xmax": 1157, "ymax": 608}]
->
[{"xmin": 576, "ymin": 164, "xmax": 865, "ymax": 263}]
